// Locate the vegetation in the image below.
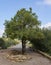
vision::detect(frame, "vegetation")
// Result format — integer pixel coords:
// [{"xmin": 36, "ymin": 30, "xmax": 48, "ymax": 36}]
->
[
  {"xmin": 3, "ymin": 8, "xmax": 51, "ymax": 55},
  {"xmin": 42, "ymin": 28, "xmax": 51, "ymax": 55},
  {"xmin": 4, "ymin": 8, "xmax": 44, "ymax": 54},
  {"xmin": 4, "ymin": 38, "xmax": 18, "ymax": 48},
  {"xmin": 0, "ymin": 38, "xmax": 19, "ymax": 49},
  {"xmin": 30, "ymin": 27, "xmax": 51, "ymax": 55},
  {"xmin": 0, "ymin": 38, "xmax": 7, "ymax": 49}
]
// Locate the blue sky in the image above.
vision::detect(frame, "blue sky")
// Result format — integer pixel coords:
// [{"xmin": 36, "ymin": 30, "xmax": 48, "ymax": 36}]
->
[{"xmin": 0, "ymin": 0, "xmax": 51, "ymax": 37}]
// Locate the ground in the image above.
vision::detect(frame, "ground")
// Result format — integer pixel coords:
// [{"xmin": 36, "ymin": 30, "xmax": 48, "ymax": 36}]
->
[{"xmin": 0, "ymin": 49, "xmax": 51, "ymax": 65}]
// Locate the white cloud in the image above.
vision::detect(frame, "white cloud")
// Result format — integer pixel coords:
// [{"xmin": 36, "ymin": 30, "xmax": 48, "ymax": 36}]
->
[
  {"xmin": 0, "ymin": 29, "xmax": 4, "ymax": 37},
  {"xmin": 41, "ymin": 22, "xmax": 51, "ymax": 28},
  {"xmin": 44, "ymin": 0, "xmax": 51, "ymax": 5},
  {"xmin": 36, "ymin": 0, "xmax": 51, "ymax": 5}
]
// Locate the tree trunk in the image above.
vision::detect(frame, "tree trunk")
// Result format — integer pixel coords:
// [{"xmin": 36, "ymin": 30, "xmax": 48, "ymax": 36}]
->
[{"xmin": 22, "ymin": 37, "xmax": 26, "ymax": 54}]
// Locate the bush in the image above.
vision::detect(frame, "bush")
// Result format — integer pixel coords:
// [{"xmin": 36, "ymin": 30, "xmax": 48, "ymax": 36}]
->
[
  {"xmin": 4, "ymin": 38, "xmax": 19, "ymax": 48},
  {"xmin": 0, "ymin": 38, "xmax": 20, "ymax": 49},
  {"xmin": 46, "ymin": 40, "xmax": 51, "ymax": 55},
  {"xmin": 0, "ymin": 38, "xmax": 7, "ymax": 49},
  {"xmin": 5, "ymin": 39, "xmax": 15, "ymax": 47},
  {"xmin": 30, "ymin": 39, "xmax": 49, "ymax": 52}
]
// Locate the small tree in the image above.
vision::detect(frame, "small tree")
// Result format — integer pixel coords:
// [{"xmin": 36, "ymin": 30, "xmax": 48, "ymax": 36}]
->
[{"xmin": 4, "ymin": 8, "xmax": 43, "ymax": 54}]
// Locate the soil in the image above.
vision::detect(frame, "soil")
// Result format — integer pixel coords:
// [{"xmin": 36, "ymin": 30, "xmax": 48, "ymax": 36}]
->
[{"xmin": 0, "ymin": 49, "xmax": 51, "ymax": 65}]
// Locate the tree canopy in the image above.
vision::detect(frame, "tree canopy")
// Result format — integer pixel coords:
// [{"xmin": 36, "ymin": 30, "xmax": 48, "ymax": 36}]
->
[
  {"xmin": 4, "ymin": 8, "xmax": 44, "ymax": 54},
  {"xmin": 4, "ymin": 8, "xmax": 43, "ymax": 39}
]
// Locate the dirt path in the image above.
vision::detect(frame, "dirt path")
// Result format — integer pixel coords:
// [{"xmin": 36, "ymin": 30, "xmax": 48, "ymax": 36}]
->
[{"xmin": 0, "ymin": 50, "xmax": 51, "ymax": 65}]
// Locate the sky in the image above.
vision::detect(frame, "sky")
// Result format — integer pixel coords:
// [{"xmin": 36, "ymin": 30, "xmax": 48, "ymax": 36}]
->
[{"xmin": 0, "ymin": 0, "xmax": 51, "ymax": 37}]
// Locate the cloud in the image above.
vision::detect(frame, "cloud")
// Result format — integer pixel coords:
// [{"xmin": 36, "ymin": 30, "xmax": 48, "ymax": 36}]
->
[
  {"xmin": 36, "ymin": 0, "xmax": 51, "ymax": 5},
  {"xmin": 0, "ymin": 29, "xmax": 4, "ymax": 37},
  {"xmin": 41, "ymin": 22, "xmax": 51, "ymax": 28},
  {"xmin": 44, "ymin": 0, "xmax": 51, "ymax": 5}
]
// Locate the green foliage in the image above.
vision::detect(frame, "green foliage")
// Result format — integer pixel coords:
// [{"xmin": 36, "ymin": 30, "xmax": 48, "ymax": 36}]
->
[
  {"xmin": 4, "ymin": 38, "xmax": 18, "ymax": 48},
  {"xmin": 30, "ymin": 38, "xmax": 48, "ymax": 52},
  {"xmin": 0, "ymin": 38, "xmax": 7, "ymax": 49},
  {"xmin": 42, "ymin": 28, "xmax": 51, "ymax": 55},
  {"xmin": 0, "ymin": 38, "xmax": 19, "ymax": 49},
  {"xmin": 4, "ymin": 8, "xmax": 41, "ymax": 39},
  {"xmin": 4, "ymin": 8, "xmax": 44, "ymax": 54},
  {"xmin": 30, "ymin": 28, "xmax": 51, "ymax": 54}
]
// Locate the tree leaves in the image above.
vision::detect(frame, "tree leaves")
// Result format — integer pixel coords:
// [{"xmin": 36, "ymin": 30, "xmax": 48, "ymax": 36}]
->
[{"xmin": 4, "ymin": 8, "xmax": 43, "ymax": 40}]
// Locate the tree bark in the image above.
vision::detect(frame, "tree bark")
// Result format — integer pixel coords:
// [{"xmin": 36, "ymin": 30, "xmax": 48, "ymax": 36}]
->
[{"xmin": 22, "ymin": 37, "xmax": 26, "ymax": 54}]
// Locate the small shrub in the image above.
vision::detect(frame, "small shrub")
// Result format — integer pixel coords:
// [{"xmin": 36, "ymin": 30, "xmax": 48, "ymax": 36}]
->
[
  {"xmin": 30, "ymin": 39, "xmax": 49, "ymax": 52},
  {"xmin": 0, "ymin": 38, "xmax": 7, "ymax": 49},
  {"xmin": 4, "ymin": 38, "xmax": 19, "ymax": 48}
]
